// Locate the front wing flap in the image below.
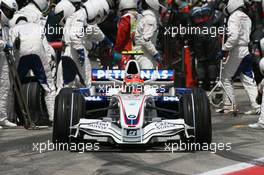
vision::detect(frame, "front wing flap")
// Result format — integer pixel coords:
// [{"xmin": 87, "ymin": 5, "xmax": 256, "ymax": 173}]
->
[{"xmin": 70, "ymin": 119, "xmax": 194, "ymax": 144}]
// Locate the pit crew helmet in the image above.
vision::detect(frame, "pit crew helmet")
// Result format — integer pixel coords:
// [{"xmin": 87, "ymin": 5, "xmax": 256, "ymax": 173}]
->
[
  {"xmin": 55, "ymin": 0, "xmax": 76, "ymax": 26},
  {"xmin": 70, "ymin": 0, "xmax": 82, "ymax": 2},
  {"xmin": 259, "ymin": 57, "xmax": 264, "ymax": 76},
  {"xmin": 224, "ymin": 0, "xmax": 244, "ymax": 15},
  {"xmin": 83, "ymin": 0, "xmax": 109, "ymax": 25},
  {"xmin": 145, "ymin": 0, "xmax": 166, "ymax": 11},
  {"xmin": 32, "ymin": 0, "xmax": 50, "ymax": 13},
  {"xmin": 95, "ymin": 0, "xmax": 110, "ymax": 23},
  {"xmin": 0, "ymin": 0, "xmax": 18, "ymax": 23},
  {"xmin": 260, "ymin": 38, "xmax": 264, "ymax": 57},
  {"xmin": 119, "ymin": 0, "xmax": 137, "ymax": 11}
]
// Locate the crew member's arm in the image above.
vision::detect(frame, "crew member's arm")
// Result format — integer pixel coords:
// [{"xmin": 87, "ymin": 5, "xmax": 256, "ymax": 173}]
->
[
  {"xmin": 86, "ymin": 24, "xmax": 105, "ymax": 43},
  {"xmin": 70, "ymin": 10, "xmax": 86, "ymax": 51},
  {"xmin": 223, "ymin": 14, "xmax": 241, "ymax": 51},
  {"xmin": 114, "ymin": 16, "xmax": 130, "ymax": 53},
  {"xmin": 139, "ymin": 15, "xmax": 159, "ymax": 56}
]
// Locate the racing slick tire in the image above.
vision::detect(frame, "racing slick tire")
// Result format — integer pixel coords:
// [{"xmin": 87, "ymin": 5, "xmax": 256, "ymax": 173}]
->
[
  {"xmin": 15, "ymin": 81, "xmax": 50, "ymax": 126},
  {"xmin": 53, "ymin": 88, "xmax": 85, "ymax": 145},
  {"xmin": 182, "ymin": 88, "xmax": 212, "ymax": 148}
]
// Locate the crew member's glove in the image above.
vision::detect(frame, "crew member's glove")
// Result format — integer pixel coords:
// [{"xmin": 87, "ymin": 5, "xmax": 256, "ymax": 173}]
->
[
  {"xmin": 101, "ymin": 37, "xmax": 113, "ymax": 48},
  {"xmin": 77, "ymin": 49, "xmax": 85, "ymax": 66},
  {"xmin": 14, "ymin": 36, "xmax": 21, "ymax": 50},
  {"xmin": 91, "ymin": 42, "xmax": 98, "ymax": 51},
  {"xmin": 216, "ymin": 50, "xmax": 228, "ymax": 60},
  {"xmin": 256, "ymin": 92, "xmax": 262, "ymax": 105},
  {"xmin": 3, "ymin": 43, "xmax": 12, "ymax": 53},
  {"xmin": 112, "ymin": 52, "xmax": 122, "ymax": 63},
  {"xmin": 154, "ymin": 53, "xmax": 162, "ymax": 64},
  {"xmin": 49, "ymin": 55, "xmax": 57, "ymax": 79}
]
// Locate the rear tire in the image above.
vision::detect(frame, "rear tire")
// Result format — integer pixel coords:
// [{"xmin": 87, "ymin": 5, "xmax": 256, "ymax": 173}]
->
[
  {"xmin": 23, "ymin": 82, "xmax": 50, "ymax": 126},
  {"xmin": 52, "ymin": 88, "xmax": 85, "ymax": 145},
  {"xmin": 182, "ymin": 88, "xmax": 212, "ymax": 148},
  {"xmin": 15, "ymin": 81, "xmax": 50, "ymax": 126}
]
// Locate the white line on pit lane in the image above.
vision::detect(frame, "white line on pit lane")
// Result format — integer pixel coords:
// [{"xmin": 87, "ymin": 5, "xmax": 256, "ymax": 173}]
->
[{"xmin": 197, "ymin": 157, "xmax": 264, "ymax": 175}]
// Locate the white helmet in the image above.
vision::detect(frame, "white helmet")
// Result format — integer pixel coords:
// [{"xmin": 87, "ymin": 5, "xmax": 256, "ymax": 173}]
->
[
  {"xmin": 70, "ymin": 0, "xmax": 82, "ymax": 2},
  {"xmin": 260, "ymin": 38, "xmax": 264, "ymax": 57},
  {"xmin": 95, "ymin": 0, "xmax": 109, "ymax": 23},
  {"xmin": 83, "ymin": 0, "xmax": 109, "ymax": 24},
  {"xmin": 119, "ymin": 0, "xmax": 137, "ymax": 11},
  {"xmin": 55, "ymin": 0, "xmax": 76, "ymax": 26},
  {"xmin": 145, "ymin": 0, "xmax": 166, "ymax": 11},
  {"xmin": 32, "ymin": 0, "xmax": 49, "ymax": 13},
  {"xmin": 224, "ymin": 0, "xmax": 244, "ymax": 15},
  {"xmin": 0, "ymin": 0, "xmax": 18, "ymax": 23},
  {"xmin": 259, "ymin": 58, "xmax": 264, "ymax": 75}
]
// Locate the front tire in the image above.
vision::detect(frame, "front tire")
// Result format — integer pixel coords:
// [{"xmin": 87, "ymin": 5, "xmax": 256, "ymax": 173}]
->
[
  {"xmin": 182, "ymin": 88, "xmax": 212, "ymax": 146},
  {"xmin": 52, "ymin": 88, "xmax": 85, "ymax": 144}
]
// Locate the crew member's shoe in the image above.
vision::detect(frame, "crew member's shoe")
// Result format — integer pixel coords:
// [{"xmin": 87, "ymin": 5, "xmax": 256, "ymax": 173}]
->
[
  {"xmin": 248, "ymin": 123, "xmax": 264, "ymax": 129},
  {"xmin": 0, "ymin": 126, "xmax": 3, "ymax": 129},
  {"xmin": 216, "ymin": 106, "xmax": 236, "ymax": 114},
  {"xmin": 198, "ymin": 81, "xmax": 204, "ymax": 89},
  {"xmin": 0, "ymin": 118, "xmax": 17, "ymax": 128},
  {"xmin": 244, "ymin": 108, "xmax": 261, "ymax": 115}
]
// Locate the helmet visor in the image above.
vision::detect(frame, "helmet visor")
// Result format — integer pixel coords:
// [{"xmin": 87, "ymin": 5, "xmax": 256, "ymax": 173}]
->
[
  {"xmin": 1, "ymin": 2, "xmax": 16, "ymax": 19},
  {"xmin": 42, "ymin": 0, "xmax": 51, "ymax": 16}
]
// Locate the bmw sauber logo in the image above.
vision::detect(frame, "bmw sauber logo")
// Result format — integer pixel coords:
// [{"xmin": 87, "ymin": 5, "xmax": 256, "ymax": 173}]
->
[{"xmin": 128, "ymin": 115, "xmax": 137, "ymax": 119}]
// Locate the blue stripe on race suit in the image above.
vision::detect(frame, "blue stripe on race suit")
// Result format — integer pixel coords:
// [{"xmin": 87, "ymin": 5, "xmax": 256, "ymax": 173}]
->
[
  {"xmin": 17, "ymin": 54, "xmax": 48, "ymax": 84},
  {"xmin": 233, "ymin": 54, "xmax": 254, "ymax": 79}
]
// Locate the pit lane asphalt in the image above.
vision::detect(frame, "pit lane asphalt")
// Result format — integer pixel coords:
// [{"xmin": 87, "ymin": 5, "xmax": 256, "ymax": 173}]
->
[{"xmin": 1, "ymin": 87, "xmax": 264, "ymax": 175}]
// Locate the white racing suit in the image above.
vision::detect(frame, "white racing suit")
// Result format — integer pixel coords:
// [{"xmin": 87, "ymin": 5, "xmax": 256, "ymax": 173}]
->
[
  {"xmin": 257, "ymin": 79, "xmax": 264, "ymax": 124},
  {"xmin": 222, "ymin": 10, "xmax": 260, "ymax": 110},
  {"xmin": 0, "ymin": 23, "xmax": 14, "ymax": 122},
  {"xmin": 9, "ymin": 2, "xmax": 55, "ymax": 69},
  {"xmin": 9, "ymin": 3, "xmax": 47, "ymax": 27},
  {"xmin": 9, "ymin": 22, "xmax": 56, "ymax": 121},
  {"xmin": 56, "ymin": 9, "xmax": 105, "ymax": 90},
  {"xmin": 134, "ymin": 10, "xmax": 159, "ymax": 69}
]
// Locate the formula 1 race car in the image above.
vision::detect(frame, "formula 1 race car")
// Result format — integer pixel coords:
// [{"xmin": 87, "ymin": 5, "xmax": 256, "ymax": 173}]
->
[{"xmin": 53, "ymin": 53, "xmax": 212, "ymax": 147}]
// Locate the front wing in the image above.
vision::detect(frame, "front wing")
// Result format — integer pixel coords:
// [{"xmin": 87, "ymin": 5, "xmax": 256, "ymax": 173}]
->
[{"xmin": 70, "ymin": 119, "xmax": 195, "ymax": 144}]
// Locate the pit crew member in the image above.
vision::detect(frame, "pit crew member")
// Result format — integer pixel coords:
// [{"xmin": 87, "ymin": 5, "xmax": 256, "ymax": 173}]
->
[
  {"xmin": 217, "ymin": 0, "xmax": 260, "ymax": 114},
  {"xmin": 0, "ymin": 0, "xmax": 18, "ymax": 129},
  {"xmin": 133, "ymin": 0, "xmax": 165, "ymax": 69},
  {"xmin": 9, "ymin": 16, "xmax": 56, "ymax": 121},
  {"xmin": 55, "ymin": 0, "xmax": 112, "ymax": 90},
  {"xmin": 249, "ymin": 57, "xmax": 264, "ymax": 129},
  {"xmin": 113, "ymin": 0, "xmax": 139, "ymax": 69}
]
